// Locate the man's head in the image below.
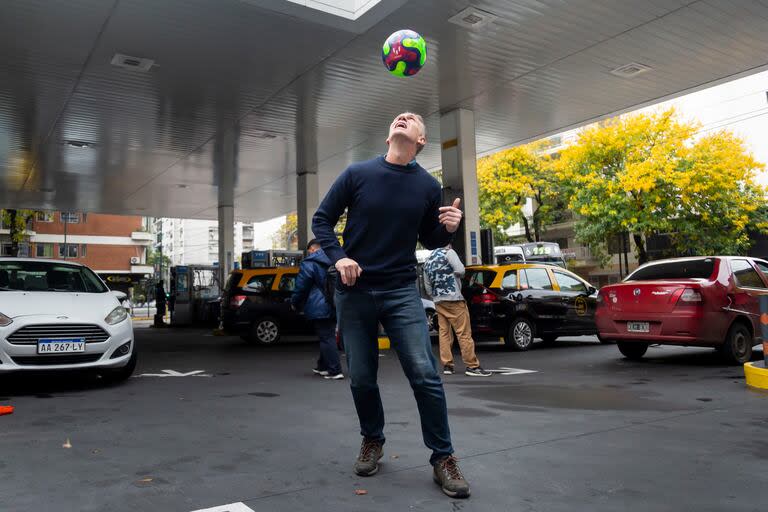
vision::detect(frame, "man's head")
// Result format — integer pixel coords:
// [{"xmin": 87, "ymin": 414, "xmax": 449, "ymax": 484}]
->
[
  {"xmin": 306, "ymin": 239, "xmax": 322, "ymax": 254},
  {"xmin": 387, "ymin": 112, "xmax": 426, "ymax": 155}
]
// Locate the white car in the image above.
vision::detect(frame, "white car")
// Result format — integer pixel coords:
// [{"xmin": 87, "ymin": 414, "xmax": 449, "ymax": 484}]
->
[{"xmin": 0, "ymin": 258, "xmax": 136, "ymax": 382}]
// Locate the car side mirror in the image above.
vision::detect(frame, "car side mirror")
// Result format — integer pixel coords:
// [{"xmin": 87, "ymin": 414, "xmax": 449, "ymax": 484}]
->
[
  {"xmin": 243, "ymin": 282, "xmax": 265, "ymax": 294},
  {"xmin": 588, "ymin": 286, "xmax": 597, "ymax": 295},
  {"xmin": 111, "ymin": 290, "xmax": 127, "ymax": 301}
]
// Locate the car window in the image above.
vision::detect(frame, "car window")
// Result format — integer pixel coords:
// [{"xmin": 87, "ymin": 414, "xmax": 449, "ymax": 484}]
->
[
  {"xmin": 0, "ymin": 261, "xmax": 107, "ymax": 293},
  {"xmin": 225, "ymin": 272, "xmax": 242, "ymax": 291},
  {"xmin": 522, "ymin": 268, "xmax": 553, "ymax": 291},
  {"xmin": 628, "ymin": 259, "xmax": 715, "ymax": 280},
  {"xmin": 554, "ymin": 271, "xmax": 588, "ymax": 293},
  {"xmin": 501, "ymin": 270, "xmax": 518, "ymax": 289},
  {"xmin": 755, "ymin": 260, "xmax": 768, "ymax": 276},
  {"xmin": 464, "ymin": 270, "xmax": 497, "ymax": 288},
  {"xmin": 278, "ymin": 274, "xmax": 296, "ymax": 292},
  {"xmin": 731, "ymin": 260, "xmax": 767, "ymax": 289},
  {"xmin": 247, "ymin": 274, "xmax": 275, "ymax": 290}
]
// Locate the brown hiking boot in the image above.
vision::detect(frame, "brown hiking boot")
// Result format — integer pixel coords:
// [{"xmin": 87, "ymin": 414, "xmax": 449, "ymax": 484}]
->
[
  {"xmin": 354, "ymin": 438, "xmax": 384, "ymax": 476},
  {"xmin": 433, "ymin": 455, "xmax": 471, "ymax": 498}
]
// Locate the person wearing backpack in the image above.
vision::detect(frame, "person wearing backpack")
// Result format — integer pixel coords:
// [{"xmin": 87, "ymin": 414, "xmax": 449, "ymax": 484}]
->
[
  {"xmin": 423, "ymin": 245, "xmax": 491, "ymax": 377},
  {"xmin": 291, "ymin": 239, "xmax": 343, "ymax": 380}
]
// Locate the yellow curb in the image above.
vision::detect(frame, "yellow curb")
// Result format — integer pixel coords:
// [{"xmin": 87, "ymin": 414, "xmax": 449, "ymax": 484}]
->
[
  {"xmin": 378, "ymin": 336, "xmax": 390, "ymax": 350},
  {"xmin": 744, "ymin": 362, "xmax": 768, "ymax": 390}
]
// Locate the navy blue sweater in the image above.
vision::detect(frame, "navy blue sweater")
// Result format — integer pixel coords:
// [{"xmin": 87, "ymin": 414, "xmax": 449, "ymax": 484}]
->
[{"xmin": 312, "ymin": 156, "xmax": 453, "ymax": 290}]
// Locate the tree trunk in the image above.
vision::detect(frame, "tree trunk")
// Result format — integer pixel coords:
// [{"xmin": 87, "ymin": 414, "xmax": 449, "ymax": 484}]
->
[
  {"xmin": 633, "ymin": 233, "xmax": 648, "ymax": 265},
  {"xmin": 8, "ymin": 209, "xmax": 19, "ymax": 257},
  {"xmin": 521, "ymin": 216, "xmax": 533, "ymax": 243}
]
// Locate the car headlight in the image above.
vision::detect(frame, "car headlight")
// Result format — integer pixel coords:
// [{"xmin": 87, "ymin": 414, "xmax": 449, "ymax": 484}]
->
[
  {"xmin": 0, "ymin": 312, "xmax": 12, "ymax": 327},
  {"xmin": 105, "ymin": 306, "xmax": 128, "ymax": 325}
]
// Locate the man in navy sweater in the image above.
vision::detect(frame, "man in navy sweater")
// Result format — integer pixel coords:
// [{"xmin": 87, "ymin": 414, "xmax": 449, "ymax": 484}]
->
[{"xmin": 312, "ymin": 112, "xmax": 470, "ymax": 499}]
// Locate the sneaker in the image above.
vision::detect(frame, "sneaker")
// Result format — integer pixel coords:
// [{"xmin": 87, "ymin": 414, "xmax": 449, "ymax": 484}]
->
[
  {"xmin": 312, "ymin": 368, "xmax": 329, "ymax": 376},
  {"xmin": 443, "ymin": 365, "xmax": 455, "ymax": 375},
  {"xmin": 324, "ymin": 373, "xmax": 344, "ymax": 380},
  {"xmin": 465, "ymin": 367, "xmax": 492, "ymax": 377},
  {"xmin": 354, "ymin": 438, "xmax": 384, "ymax": 476},
  {"xmin": 433, "ymin": 455, "xmax": 471, "ymax": 499}
]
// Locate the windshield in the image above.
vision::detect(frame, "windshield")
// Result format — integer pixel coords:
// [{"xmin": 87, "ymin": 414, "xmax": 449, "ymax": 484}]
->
[
  {"xmin": 0, "ymin": 260, "xmax": 108, "ymax": 293},
  {"xmin": 627, "ymin": 259, "xmax": 716, "ymax": 281}
]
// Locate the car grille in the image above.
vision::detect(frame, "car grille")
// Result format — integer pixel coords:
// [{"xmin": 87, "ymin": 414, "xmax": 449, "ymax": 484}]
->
[
  {"xmin": 11, "ymin": 354, "xmax": 103, "ymax": 366},
  {"xmin": 6, "ymin": 324, "xmax": 110, "ymax": 345}
]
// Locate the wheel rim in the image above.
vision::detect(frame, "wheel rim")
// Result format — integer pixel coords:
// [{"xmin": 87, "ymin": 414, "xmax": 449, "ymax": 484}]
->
[
  {"xmin": 513, "ymin": 321, "xmax": 532, "ymax": 348},
  {"xmin": 257, "ymin": 320, "xmax": 279, "ymax": 343},
  {"xmin": 427, "ymin": 311, "xmax": 437, "ymax": 332},
  {"xmin": 732, "ymin": 331, "xmax": 748, "ymax": 358}
]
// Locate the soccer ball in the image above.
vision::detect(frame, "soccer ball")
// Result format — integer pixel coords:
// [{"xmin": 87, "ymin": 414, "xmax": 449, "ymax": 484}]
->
[{"xmin": 382, "ymin": 29, "xmax": 427, "ymax": 77}]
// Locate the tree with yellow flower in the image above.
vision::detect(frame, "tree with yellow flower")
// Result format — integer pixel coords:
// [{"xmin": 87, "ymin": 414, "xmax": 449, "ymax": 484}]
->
[{"xmin": 558, "ymin": 109, "xmax": 766, "ymax": 265}]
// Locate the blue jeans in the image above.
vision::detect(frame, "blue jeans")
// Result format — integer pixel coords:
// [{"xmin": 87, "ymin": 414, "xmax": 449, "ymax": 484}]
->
[
  {"xmin": 314, "ymin": 318, "xmax": 342, "ymax": 375},
  {"xmin": 336, "ymin": 284, "xmax": 454, "ymax": 464}
]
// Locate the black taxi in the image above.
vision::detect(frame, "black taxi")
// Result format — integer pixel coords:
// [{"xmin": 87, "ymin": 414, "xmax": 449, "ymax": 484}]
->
[{"xmin": 462, "ymin": 263, "xmax": 600, "ymax": 350}]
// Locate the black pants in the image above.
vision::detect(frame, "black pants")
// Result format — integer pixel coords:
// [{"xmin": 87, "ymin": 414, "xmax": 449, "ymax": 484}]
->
[{"xmin": 314, "ymin": 318, "xmax": 342, "ymax": 375}]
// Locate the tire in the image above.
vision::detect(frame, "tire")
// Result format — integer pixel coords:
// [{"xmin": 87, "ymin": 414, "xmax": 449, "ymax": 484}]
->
[
  {"xmin": 505, "ymin": 318, "xmax": 535, "ymax": 351},
  {"xmin": 426, "ymin": 309, "xmax": 438, "ymax": 336},
  {"xmin": 249, "ymin": 317, "xmax": 281, "ymax": 344},
  {"xmin": 101, "ymin": 349, "xmax": 138, "ymax": 384},
  {"xmin": 721, "ymin": 322, "xmax": 753, "ymax": 365},
  {"xmin": 617, "ymin": 341, "xmax": 648, "ymax": 360},
  {"xmin": 540, "ymin": 334, "xmax": 558, "ymax": 344}
]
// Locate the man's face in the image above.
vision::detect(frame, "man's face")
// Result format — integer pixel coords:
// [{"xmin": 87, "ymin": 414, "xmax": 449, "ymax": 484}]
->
[
  {"xmin": 387, "ymin": 112, "xmax": 426, "ymax": 149},
  {"xmin": 308, "ymin": 244, "xmax": 321, "ymax": 254}
]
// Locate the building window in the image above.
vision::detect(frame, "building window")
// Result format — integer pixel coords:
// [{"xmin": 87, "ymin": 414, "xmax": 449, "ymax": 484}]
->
[
  {"xmin": 81, "ymin": 244, "xmax": 87, "ymax": 257},
  {"xmin": 1, "ymin": 243, "xmax": 13, "ymax": 256},
  {"xmin": 58, "ymin": 244, "xmax": 79, "ymax": 258},
  {"xmin": 208, "ymin": 227, "xmax": 218, "ymax": 241},
  {"xmin": 242, "ymin": 226, "xmax": 254, "ymax": 240},
  {"xmin": 36, "ymin": 212, "xmax": 53, "ymax": 223},
  {"xmin": 36, "ymin": 243, "xmax": 54, "ymax": 258},
  {"xmin": 61, "ymin": 212, "xmax": 81, "ymax": 224}
]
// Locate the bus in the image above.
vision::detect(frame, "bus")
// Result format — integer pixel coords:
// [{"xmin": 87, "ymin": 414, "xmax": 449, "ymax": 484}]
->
[{"xmin": 494, "ymin": 242, "xmax": 566, "ymax": 267}]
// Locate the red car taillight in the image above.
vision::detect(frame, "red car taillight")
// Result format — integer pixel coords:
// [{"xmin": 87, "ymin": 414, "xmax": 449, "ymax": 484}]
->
[
  {"xmin": 230, "ymin": 295, "xmax": 247, "ymax": 308},
  {"xmin": 672, "ymin": 288, "xmax": 703, "ymax": 307},
  {"xmin": 471, "ymin": 291, "xmax": 499, "ymax": 304}
]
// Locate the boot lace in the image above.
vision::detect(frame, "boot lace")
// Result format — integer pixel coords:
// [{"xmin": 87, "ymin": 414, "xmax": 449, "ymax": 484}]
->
[
  {"xmin": 359, "ymin": 439, "xmax": 381, "ymax": 462},
  {"xmin": 439, "ymin": 456, "xmax": 464, "ymax": 481}
]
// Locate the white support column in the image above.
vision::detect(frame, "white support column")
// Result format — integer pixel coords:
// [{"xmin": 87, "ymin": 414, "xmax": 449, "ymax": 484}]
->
[
  {"xmin": 215, "ymin": 127, "xmax": 237, "ymax": 286},
  {"xmin": 297, "ymin": 171, "xmax": 319, "ymax": 251},
  {"xmin": 440, "ymin": 109, "xmax": 482, "ymax": 265}
]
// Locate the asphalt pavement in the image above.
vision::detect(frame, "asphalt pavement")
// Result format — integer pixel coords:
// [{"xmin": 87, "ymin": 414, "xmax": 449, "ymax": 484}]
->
[{"xmin": 1, "ymin": 327, "xmax": 766, "ymax": 512}]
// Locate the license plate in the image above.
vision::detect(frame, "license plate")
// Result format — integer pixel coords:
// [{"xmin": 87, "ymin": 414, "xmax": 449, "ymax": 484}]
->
[
  {"xmin": 37, "ymin": 338, "xmax": 86, "ymax": 354},
  {"xmin": 627, "ymin": 322, "xmax": 650, "ymax": 333}
]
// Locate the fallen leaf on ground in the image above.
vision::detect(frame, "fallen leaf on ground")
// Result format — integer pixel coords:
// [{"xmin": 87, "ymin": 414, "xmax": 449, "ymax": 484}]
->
[
  {"xmin": 390, "ymin": 455, "xmax": 399, "ymax": 459},
  {"xmin": 91, "ymin": 449, "xmax": 101, "ymax": 454},
  {"xmin": 354, "ymin": 489, "xmax": 368, "ymax": 495},
  {"xmin": 62, "ymin": 438, "xmax": 72, "ymax": 449}
]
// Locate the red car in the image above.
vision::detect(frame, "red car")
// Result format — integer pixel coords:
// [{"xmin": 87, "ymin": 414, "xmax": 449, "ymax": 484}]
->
[{"xmin": 595, "ymin": 256, "xmax": 768, "ymax": 364}]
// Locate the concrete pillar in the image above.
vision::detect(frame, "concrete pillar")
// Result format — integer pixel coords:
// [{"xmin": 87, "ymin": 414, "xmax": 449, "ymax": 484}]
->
[
  {"xmin": 297, "ymin": 171, "xmax": 319, "ymax": 250},
  {"xmin": 215, "ymin": 127, "xmax": 238, "ymax": 286},
  {"xmin": 440, "ymin": 109, "xmax": 482, "ymax": 265}
]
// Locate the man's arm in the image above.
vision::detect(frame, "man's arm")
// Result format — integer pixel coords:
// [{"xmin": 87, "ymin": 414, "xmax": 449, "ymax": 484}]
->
[
  {"xmin": 418, "ymin": 188, "xmax": 454, "ymax": 250},
  {"xmin": 446, "ymin": 249, "xmax": 465, "ymax": 277},
  {"xmin": 290, "ymin": 262, "xmax": 314, "ymax": 307},
  {"xmin": 312, "ymin": 169, "xmax": 353, "ymax": 265}
]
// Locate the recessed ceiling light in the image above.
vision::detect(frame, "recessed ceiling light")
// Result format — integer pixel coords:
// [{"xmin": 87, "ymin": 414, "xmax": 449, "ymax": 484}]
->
[
  {"xmin": 610, "ymin": 62, "xmax": 653, "ymax": 78},
  {"xmin": 111, "ymin": 53, "xmax": 155, "ymax": 72},
  {"xmin": 65, "ymin": 140, "xmax": 92, "ymax": 149},
  {"xmin": 175, "ymin": 184, "xmax": 188, "ymax": 189},
  {"xmin": 448, "ymin": 6, "xmax": 498, "ymax": 29}
]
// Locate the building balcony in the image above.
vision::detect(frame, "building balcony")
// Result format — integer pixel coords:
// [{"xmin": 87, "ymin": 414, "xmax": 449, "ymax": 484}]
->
[
  {"xmin": 131, "ymin": 231, "xmax": 154, "ymax": 244},
  {"xmin": 131, "ymin": 264, "xmax": 154, "ymax": 275}
]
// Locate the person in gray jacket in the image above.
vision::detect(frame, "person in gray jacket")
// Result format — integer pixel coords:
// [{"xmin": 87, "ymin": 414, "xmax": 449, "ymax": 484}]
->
[{"xmin": 423, "ymin": 245, "xmax": 491, "ymax": 377}]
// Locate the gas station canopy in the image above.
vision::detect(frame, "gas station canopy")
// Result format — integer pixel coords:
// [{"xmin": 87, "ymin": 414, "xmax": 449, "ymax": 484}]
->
[{"xmin": 2, "ymin": 0, "xmax": 768, "ymax": 222}]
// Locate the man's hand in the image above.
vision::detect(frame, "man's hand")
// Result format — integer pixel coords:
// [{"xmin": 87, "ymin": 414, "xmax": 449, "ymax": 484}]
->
[
  {"xmin": 335, "ymin": 258, "xmax": 363, "ymax": 286},
  {"xmin": 439, "ymin": 198, "xmax": 463, "ymax": 233}
]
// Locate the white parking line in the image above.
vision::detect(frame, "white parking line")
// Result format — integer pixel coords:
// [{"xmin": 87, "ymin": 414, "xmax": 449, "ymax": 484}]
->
[
  {"xmin": 486, "ymin": 367, "xmax": 538, "ymax": 375},
  {"xmin": 190, "ymin": 502, "xmax": 255, "ymax": 512}
]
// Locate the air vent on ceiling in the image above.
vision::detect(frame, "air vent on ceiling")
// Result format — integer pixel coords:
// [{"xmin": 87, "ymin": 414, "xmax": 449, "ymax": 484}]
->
[
  {"xmin": 610, "ymin": 62, "xmax": 653, "ymax": 78},
  {"xmin": 110, "ymin": 53, "xmax": 155, "ymax": 72},
  {"xmin": 448, "ymin": 6, "xmax": 498, "ymax": 29}
]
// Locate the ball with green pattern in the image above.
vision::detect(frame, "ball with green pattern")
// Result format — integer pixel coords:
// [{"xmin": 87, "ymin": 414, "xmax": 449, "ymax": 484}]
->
[{"xmin": 382, "ymin": 29, "xmax": 427, "ymax": 77}]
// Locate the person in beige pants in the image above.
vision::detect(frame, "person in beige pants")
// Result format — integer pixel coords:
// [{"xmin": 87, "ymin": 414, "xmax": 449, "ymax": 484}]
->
[{"xmin": 423, "ymin": 246, "xmax": 491, "ymax": 377}]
